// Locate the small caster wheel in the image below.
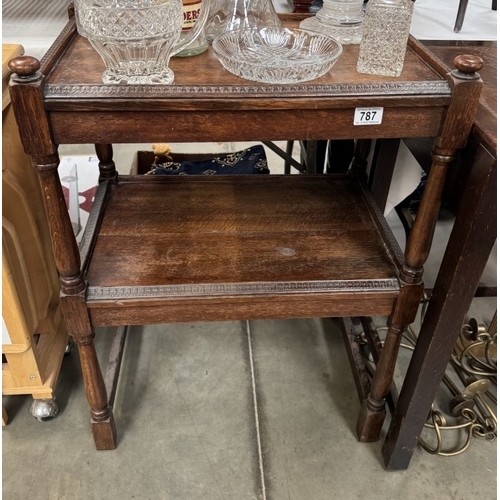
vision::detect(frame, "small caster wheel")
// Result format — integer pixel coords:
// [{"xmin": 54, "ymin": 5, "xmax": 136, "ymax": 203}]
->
[
  {"xmin": 64, "ymin": 338, "xmax": 74, "ymax": 356},
  {"xmin": 29, "ymin": 398, "xmax": 59, "ymax": 422}
]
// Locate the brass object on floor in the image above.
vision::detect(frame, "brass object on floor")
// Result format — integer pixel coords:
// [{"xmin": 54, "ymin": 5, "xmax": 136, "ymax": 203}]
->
[
  {"xmin": 359, "ymin": 300, "xmax": 496, "ymax": 457},
  {"xmin": 412, "ymin": 311, "xmax": 497, "ymax": 456}
]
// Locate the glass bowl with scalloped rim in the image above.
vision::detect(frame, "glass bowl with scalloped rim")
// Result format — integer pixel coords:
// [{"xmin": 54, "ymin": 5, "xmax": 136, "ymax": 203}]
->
[{"xmin": 212, "ymin": 27, "xmax": 343, "ymax": 84}]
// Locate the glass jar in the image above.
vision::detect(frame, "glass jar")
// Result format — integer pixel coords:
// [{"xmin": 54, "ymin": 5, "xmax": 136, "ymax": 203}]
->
[{"xmin": 356, "ymin": 0, "xmax": 414, "ymax": 77}]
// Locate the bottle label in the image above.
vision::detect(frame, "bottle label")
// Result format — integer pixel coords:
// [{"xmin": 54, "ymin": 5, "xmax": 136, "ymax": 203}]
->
[
  {"xmin": 354, "ymin": 107, "xmax": 384, "ymax": 125},
  {"xmin": 182, "ymin": 0, "xmax": 202, "ymax": 31}
]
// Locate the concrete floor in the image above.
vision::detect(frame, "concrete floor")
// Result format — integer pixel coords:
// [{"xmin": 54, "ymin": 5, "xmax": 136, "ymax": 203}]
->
[
  {"xmin": 3, "ymin": 142, "xmax": 497, "ymax": 499},
  {"xmin": 2, "ymin": 314, "xmax": 496, "ymax": 500}
]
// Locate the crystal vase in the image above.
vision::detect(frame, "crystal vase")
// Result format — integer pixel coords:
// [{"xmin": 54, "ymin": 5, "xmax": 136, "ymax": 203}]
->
[{"xmin": 77, "ymin": 0, "xmax": 209, "ymax": 84}]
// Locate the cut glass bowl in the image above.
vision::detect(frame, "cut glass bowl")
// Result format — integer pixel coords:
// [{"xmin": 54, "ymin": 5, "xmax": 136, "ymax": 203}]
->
[{"xmin": 212, "ymin": 27, "xmax": 343, "ymax": 84}]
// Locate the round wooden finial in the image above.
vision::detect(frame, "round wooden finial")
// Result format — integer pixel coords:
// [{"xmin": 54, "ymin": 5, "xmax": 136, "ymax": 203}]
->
[
  {"xmin": 8, "ymin": 56, "xmax": 41, "ymax": 77},
  {"xmin": 453, "ymin": 54, "xmax": 483, "ymax": 74}
]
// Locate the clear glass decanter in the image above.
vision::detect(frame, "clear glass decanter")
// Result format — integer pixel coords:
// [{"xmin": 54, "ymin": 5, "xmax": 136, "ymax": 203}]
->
[
  {"xmin": 175, "ymin": 0, "xmax": 209, "ymax": 57},
  {"xmin": 300, "ymin": 0, "xmax": 365, "ymax": 45},
  {"xmin": 356, "ymin": 0, "xmax": 415, "ymax": 77},
  {"xmin": 205, "ymin": 0, "xmax": 282, "ymax": 43}
]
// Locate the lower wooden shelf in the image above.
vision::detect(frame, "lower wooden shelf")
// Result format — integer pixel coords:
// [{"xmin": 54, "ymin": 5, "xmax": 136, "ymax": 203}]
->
[{"xmin": 83, "ymin": 174, "xmax": 403, "ymax": 326}]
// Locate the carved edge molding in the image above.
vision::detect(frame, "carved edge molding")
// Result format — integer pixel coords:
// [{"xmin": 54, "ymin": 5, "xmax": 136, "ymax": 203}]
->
[
  {"xmin": 360, "ymin": 183, "xmax": 405, "ymax": 267},
  {"xmin": 87, "ymin": 279, "xmax": 400, "ymax": 301},
  {"xmin": 79, "ymin": 181, "xmax": 108, "ymax": 269},
  {"xmin": 40, "ymin": 20, "xmax": 76, "ymax": 74},
  {"xmin": 45, "ymin": 81, "xmax": 451, "ymax": 100}
]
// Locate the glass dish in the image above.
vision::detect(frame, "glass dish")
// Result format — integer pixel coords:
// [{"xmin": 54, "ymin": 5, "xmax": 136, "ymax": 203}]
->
[{"xmin": 212, "ymin": 27, "xmax": 343, "ymax": 84}]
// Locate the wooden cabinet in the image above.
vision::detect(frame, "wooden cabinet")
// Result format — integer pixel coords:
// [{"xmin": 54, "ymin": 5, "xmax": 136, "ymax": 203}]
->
[
  {"xmin": 2, "ymin": 44, "xmax": 68, "ymax": 424},
  {"xmin": 6, "ymin": 15, "xmax": 483, "ymax": 466}
]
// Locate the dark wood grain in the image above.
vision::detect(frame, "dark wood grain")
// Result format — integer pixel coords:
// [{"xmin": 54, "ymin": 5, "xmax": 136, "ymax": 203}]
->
[
  {"xmin": 45, "ymin": 25, "xmax": 442, "ymax": 90},
  {"xmin": 105, "ymin": 326, "xmax": 127, "ymax": 409},
  {"xmin": 48, "ymin": 106, "xmax": 447, "ymax": 145},
  {"xmin": 423, "ymin": 41, "xmax": 496, "ymax": 213},
  {"xmin": 340, "ymin": 317, "xmax": 372, "ymax": 403},
  {"xmin": 86, "ymin": 176, "xmax": 398, "ymax": 287},
  {"xmin": 89, "ymin": 293, "xmax": 398, "ymax": 327},
  {"xmin": 83, "ymin": 176, "xmax": 401, "ymax": 326},
  {"xmin": 8, "ymin": 74, "xmax": 56, "ymax": 157},
  {"xmin": 423, "ymin": 42, "xmax": 496, "ymax": 115},
  {"xmin": 61, "ymin": 291, "xmax": 116, "ymax": 448},
  {"xmin": 383, "ymin": 138, "xmax": 497, "ymax": 470},
  {"xmin": 6, "ymin": 14, "xmax": 484, "ymax": 461}
]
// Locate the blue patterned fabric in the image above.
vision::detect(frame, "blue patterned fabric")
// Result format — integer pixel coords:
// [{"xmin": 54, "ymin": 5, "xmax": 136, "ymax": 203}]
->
[{"xmin": 149, "ymin": 145, "xmax": 269, "ymax": 175}]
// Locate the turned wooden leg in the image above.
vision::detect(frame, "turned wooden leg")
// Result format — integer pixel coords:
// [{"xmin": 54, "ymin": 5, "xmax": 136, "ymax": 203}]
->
[
  {"xmin": 95, "ymin": 143, "xmax": 118, "ymax": 183},
  {"xmin": 357, "ymin": 283, "xmax": 423, "ymax": 441},
  {"xmin": 62, "ymin": 293, "xmax": 117, "ymax": 450},
  {"xmin": 34, "ymin": 153, "xmax": 116, "ymax": 450},
  {"xmin": 350, "ymin": 139, "xmax": 372, "ymax": 178},
  {"xmin": 325, "ymin": 139, "xmax": 355, "ymax": 174},
  {"xmin": 368, "ymin": 138, "xmax": 400, "ymax": 212},
  {"xmin": 356, "ymin": 324, "xmax": 403, "ymax": 441},
  {"xmin": 299, "ymin": 140, "xmax": 320, "ymax": 174},
  {"xmin": 356, "ymin": 129, "xmax": 478, "ymax": 440},
  {"xmin": 77, "ymin": 335, "xmax": 117, "ymax": 449}
]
